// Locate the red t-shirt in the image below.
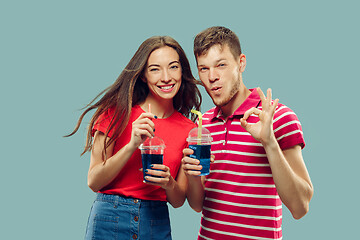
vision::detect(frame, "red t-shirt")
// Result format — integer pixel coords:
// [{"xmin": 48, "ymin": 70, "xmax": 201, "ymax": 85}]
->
[{"xmin": 92, "ymin": 105, "xmax": 196, "ymax": 201}]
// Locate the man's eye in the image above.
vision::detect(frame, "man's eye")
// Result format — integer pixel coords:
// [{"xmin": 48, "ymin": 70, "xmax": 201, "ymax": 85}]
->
[{"xmin": 218, "ymin": 63, "xmax": 226, "ymax": 67}]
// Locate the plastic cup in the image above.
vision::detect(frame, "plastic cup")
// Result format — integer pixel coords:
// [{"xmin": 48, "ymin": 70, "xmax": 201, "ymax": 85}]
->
[
  {"xmin": 186, "ymin": 127, "xmax": 212, "ymax": 176},
  {"xmin": 139, "ymin": 136, "xmax": 166, "ymax": 181}
]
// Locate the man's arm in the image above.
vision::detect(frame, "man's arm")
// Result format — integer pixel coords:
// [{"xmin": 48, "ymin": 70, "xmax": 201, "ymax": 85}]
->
[
  {"xmin": 182, "ymin": 148, "xmax": 206, "ymax": 212},
  {"xmin": 263, "ymin": 142, "xmax": 313, "ymax": 219},
  {"xmin": 240, "ymin": 88, "xmax": 313, "ymax": 219}
]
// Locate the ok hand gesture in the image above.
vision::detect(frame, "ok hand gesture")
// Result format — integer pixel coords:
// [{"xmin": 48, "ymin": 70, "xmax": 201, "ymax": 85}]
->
[{"xmin": 240, "ymin": 88, "xmax": 279, "ymax": 146}]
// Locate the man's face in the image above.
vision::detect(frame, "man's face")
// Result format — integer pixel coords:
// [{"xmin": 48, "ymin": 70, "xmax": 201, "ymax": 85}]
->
[{"xmin": 196, "ymin": 44, "xmax": 244, "ymax": 108}]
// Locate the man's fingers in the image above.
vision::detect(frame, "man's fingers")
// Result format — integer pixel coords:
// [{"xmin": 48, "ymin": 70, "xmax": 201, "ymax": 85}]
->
[
  {"xmin": 257, "ymin": 87, "xmax": 266, "ymax": 102},
  {"xmin": 182, "ymin": 157, "xmax": 200, "ymax": 166},
  {"xmin": 182, "ymin": 156, "xmax": 202, "ymax": 173},
  {"xmin": 186, "ymin": 170, "xmax": 202, "ymax": 176},
  {"xmin": 267, "ymin": 88, "xmax": 272, "ymax": 102},
  {"xmin": 183, "ymin": 148, "xmax": 194, "ymax": 156},
  {"xmin": 243, "ymin": 107, "xmax": 262, "ymax": 120},
  {"xmin": 240, "ymin": 118, "xmax": 248, "ymax": 130},
  {"xmin": 182, "ymin": 156, "xmax": 202, "ymax": 169},
  {"xmin": 271, "ymin": 98, "xmax": 279, "ymax": 114}
]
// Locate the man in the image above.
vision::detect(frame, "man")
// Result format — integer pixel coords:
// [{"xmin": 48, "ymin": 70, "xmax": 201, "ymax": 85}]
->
[{"xmin": 182, "ymin": 26, "xmax": 313, "ymax": 239}]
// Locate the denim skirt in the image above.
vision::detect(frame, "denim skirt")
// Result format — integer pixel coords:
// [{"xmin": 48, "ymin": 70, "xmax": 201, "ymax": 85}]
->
[{"xmin": 85, "ymin": 193, "xmax": 172, "ymax": 240}]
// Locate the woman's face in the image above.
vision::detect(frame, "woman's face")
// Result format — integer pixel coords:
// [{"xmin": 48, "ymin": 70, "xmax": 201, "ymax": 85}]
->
[{"xmin": 143, "ymin": 46, "xmax": 182, "ymax": 101}]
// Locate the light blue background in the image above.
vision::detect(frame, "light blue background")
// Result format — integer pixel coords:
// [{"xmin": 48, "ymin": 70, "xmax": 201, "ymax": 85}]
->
[{"xmin": 1, "ymin": 0, "xmax": 359, "ymax": 239}]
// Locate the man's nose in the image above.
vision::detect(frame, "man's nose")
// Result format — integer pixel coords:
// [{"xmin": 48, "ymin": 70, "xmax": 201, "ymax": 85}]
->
[{"xmin": 209, "ymin": 68, "xmax": 219, "ymax": 82}]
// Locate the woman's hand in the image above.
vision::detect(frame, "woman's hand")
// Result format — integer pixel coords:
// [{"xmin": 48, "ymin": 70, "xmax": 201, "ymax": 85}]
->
[
  {"xmin": 144, "ymin": 164, "xmax": 176, "ymax": 190},
  {"xmin": 129, "ymin": 112, "xmax": 156, "ymax": 149}
]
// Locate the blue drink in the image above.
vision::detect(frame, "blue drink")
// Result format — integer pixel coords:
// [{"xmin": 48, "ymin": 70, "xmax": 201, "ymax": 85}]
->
[
  {"xmin": 141, "ymin": 153, "xmax": 163, "ymax": 181},
  {"xmin": 189, "ymin": 144, "xmax": 211, "ymax": 176}
]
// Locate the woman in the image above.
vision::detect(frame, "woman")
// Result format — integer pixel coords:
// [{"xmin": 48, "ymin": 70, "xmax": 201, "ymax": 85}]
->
[{"xmin": 66, "ymin": 36, "xmax": 201, "ymax": 239}]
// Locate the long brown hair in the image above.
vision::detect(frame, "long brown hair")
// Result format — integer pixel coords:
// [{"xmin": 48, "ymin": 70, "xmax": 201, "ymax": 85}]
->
[{"xmin": 66, "ymin": 36, "xmax": 202, "ymax": 156}]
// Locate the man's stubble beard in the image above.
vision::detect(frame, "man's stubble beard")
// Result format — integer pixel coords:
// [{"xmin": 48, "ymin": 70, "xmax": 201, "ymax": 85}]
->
[{"xmin": 211, "ymin": 75, "xmax": 241, "ymax": 108}]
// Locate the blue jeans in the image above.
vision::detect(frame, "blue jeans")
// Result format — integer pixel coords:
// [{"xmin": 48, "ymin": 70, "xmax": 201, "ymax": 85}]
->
[{"xmin": 85, "ymin": 193, "xmax": 172, "ymax": 240}]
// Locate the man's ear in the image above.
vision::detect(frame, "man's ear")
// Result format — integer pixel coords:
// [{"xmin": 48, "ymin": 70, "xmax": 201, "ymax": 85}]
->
[{"xmin": 239, "ymin": 54, "xmax": 246, "ymax": 72}]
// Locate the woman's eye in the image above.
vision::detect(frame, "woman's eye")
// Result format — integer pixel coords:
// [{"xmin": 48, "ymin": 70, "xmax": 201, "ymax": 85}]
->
[
  {"xmin": 149, "ymin": 68, "xmax": 159, "ymax": 72},
  {"xmin": 170, "ymin": 65, "xmax": 179, "ymax": 69}
]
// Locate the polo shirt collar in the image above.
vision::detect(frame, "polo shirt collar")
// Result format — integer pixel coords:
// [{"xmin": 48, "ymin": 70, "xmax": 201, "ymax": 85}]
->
[{"xmin": 211, "ymin": 88, "xmax": 261, "ymax": 120}]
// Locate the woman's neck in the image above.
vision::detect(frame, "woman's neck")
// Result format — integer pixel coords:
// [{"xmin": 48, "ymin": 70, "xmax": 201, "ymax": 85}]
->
[{"xmin": 140, "ymin": 98, "xmax": 175, "ymax": 119}]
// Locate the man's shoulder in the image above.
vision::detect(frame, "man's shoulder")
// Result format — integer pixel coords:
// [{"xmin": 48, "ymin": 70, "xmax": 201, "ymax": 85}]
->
[
  {"xmin": 203, "ymin": 106, "xmax": 217, "ymax": 117},
  {"xmin": 202, "ymin": 107, "xmax": 217, "ymax": 123},
  {"xmin": 273, "ymin": 102, "xmax": 299, "ymax": 121}
]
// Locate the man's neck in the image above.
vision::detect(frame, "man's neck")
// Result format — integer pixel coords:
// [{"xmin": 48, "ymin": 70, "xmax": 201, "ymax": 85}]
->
[{"xmin": 220, "ymin": 86, "xmax": 251, "ymax": 119}]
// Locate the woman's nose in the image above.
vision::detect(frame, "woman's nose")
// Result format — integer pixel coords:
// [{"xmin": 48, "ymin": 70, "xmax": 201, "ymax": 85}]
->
[{"xmin": 161, "ymin": 69, "xmax": 171, "ymax": 82}]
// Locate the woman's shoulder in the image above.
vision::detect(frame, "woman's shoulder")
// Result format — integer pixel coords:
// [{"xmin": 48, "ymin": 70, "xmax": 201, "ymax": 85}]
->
[
  {"xmin": 170, "ymin": 111, "xmax": 196, "ymax": 128},
  {"xmin": 97, "ymin": 105, "xmax": 142, "ymax": 125}
]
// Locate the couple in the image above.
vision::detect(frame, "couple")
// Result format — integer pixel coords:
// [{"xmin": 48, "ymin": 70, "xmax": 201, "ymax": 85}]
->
[{"xmin": 68, "ymin": 26, "xmax": 313, "ymax": 240}]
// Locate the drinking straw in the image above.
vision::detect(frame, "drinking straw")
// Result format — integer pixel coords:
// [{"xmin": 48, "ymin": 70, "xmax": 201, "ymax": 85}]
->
[
  {"xmin": 191, "ymin": 109, "xmax": 202, "ymax": 145},
  {"xmin": 148, "ymin": 103, "xmax": 153, "ymax": 148}
]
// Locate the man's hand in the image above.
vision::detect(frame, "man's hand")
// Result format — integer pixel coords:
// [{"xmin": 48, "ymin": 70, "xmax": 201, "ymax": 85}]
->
[
  {"xmin": 182, "ymin": 148, "xmax": 202, "ymax": 176},
  {"xmin": 182, "ymin": 148, "xmax": 215, "ymax": 176},
  {"xmin": 240, "ymin": 87, "xmax": 279, "ymax": 146}
]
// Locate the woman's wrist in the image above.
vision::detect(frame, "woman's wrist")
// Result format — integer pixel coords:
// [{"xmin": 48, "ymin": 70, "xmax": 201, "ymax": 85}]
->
[
  {"xmin": 165, "ymin": 176, "xmax": 176, "ymax": 191},
  {"xmin": 125, "ymin": 141, "xmax": 139, "ymax": 153}
]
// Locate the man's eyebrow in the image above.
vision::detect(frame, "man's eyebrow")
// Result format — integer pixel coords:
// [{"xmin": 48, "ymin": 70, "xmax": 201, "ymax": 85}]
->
[
  {"xmin": 215, "ymin": 58, "xmax": 226, "ymax": 63},
  {"xmin": 197, "ymin": 58, "xmax": 226, "ymax": 67}
]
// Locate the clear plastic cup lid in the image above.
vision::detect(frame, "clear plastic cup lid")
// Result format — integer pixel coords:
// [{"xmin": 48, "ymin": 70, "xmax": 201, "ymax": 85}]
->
[
  {"xmin": 139, "ymin": 136, "xmax": 166, "ymax": 150},
  {"xmin": 186, "ymin": 127, "xmax": 212, "ymax": 142}
]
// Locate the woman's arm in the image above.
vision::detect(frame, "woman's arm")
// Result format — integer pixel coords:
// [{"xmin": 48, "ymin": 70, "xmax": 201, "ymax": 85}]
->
[
  {"xmin": 144, "ymin": 163, "xmax": 188, "ymax": 208},
  {"xmin": 87, "ymin": 131, "xmax": 138, "ymax": 192},
  {"xmin": 88, "ymin": 112, "xmax": 155, "ymax": 192}
]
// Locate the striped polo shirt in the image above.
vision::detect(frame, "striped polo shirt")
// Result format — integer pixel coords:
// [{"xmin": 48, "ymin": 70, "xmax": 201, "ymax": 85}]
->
[{"xmin": 198, "ymin": 88, "xmax": 305, "ymax": 240}]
